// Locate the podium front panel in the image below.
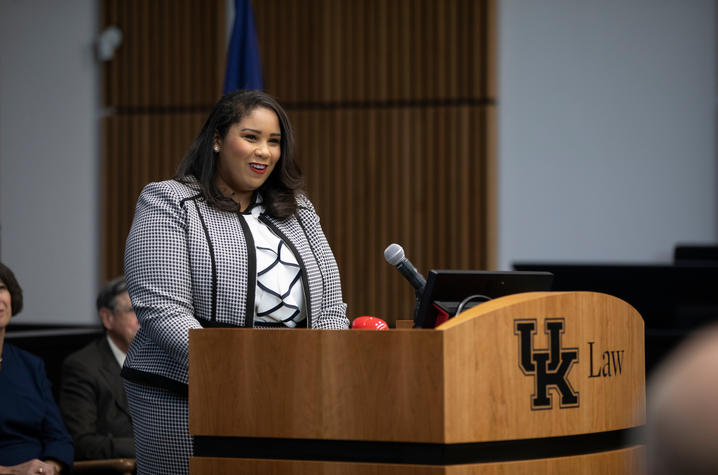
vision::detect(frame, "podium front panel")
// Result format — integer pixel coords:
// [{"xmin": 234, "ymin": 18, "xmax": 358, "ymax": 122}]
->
[
  {"xmin": 189, "ymin": 292, "xmax": 645, "ymax": 473},
  {"xmin": 440, "ymin": 291, "xmax": 645, "ymax": 442}
]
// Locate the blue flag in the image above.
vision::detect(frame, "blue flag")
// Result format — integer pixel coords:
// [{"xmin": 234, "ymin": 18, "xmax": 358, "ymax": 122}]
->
[{"xmin": 223, "ymin": 0, "xmax": 263, "ymax": 94}]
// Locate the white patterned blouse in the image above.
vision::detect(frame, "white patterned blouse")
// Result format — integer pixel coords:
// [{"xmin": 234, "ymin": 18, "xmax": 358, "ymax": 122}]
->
[{"xmin": 244, "ymin": 203, "xmax": 306, "ymax": 327}]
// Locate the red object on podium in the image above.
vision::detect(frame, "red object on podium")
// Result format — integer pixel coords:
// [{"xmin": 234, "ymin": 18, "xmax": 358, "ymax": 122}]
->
[
  {"xmin": 351, "ymin": 316, "xmax": 389, "ymax": 330},
  {"xmin": 432, "ymin": 303, "xmax": 451, "ymax": 327}
]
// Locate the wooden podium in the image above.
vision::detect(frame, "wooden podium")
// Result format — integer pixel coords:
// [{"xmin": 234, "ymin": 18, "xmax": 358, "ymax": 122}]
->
[{"xmin": 188, "ymin": 291, "xmax": 645, "ymax": 474}]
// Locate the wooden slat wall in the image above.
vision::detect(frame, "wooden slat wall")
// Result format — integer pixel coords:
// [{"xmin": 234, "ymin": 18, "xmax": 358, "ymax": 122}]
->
[
  {"xmin": 254, "ymin": 0, "xmax": 495, "ymax": 103},
  {"xmin": 103, "ymin": 114, "xmax": 207, "ymax": 279},
  {"xmin": 254, "ymin": 0, "xmax": 497, "ymax": 322},
  {"xmin": 103, "ymin": 0, "xmax": 224, "ymax": 108},
  {"xmin": 101, "ymin": 0, "xmax": 225, "ymax": 279},
  {"xmin": 101, "ymin": 0, "xmax": 496, "ymax": 324},
  {"xmin": 289, "ymin": 106, "xmax": 491, "ymax": 320}
]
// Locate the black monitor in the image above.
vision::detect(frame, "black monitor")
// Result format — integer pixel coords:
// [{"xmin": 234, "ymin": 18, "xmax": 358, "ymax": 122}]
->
[
  {"xmin": 674, "ymin": 245, "xmax": 718, "ymax": 265},
  {"xmin": 414, "ymin": 270, "xmax": 554, "ymax": 329},
  {"xmin": 512, "ymin": 261, "xmax": 718, "ymax": 375}
]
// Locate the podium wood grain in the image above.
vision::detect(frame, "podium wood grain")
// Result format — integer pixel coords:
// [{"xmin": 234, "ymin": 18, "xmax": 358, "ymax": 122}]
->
[{"xmin": 189, "ymin": 292, "xmax": 644, "ymax": 444}]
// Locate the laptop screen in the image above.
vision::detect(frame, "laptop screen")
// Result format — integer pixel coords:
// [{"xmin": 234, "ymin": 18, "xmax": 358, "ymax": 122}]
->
[{"xmin": 414, "ymin": 270, "xmax": 553, "ymax": 328}]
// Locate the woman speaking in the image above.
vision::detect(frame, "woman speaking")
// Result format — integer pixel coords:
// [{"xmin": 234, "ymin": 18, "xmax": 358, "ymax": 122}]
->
[{"xmin": 122, "ymin": 89, "xmax": 349, "ymax": 474}]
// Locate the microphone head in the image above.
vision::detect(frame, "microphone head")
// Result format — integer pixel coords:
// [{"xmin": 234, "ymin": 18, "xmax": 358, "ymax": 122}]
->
[
  {"xmin": 352, "ymin": 316, "xmax": 389, "ymax": 330},
  {"xmin": 384, "ymin": 243, "xmax": 405, "ymax": 266}
]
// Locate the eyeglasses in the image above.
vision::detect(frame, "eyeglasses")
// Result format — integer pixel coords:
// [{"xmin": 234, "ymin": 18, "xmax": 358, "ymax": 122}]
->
[{"xmin": 113, "ymin": 306, "xmax": 135, "ymax": 314}]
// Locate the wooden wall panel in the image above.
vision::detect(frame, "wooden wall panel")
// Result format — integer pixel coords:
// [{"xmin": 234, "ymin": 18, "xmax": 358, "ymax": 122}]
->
[
  {"xmin": 102, "ymin": 0, "xmax": 224, "ymax": 108},
  {"xmin": 289, "ymin": 106, "xmax": 490, "ymax": 321},
  {"xmin": 102, "ymin": 114, "xmax": 206, "ymax": 280},
  {"xmin": 254, "ymin": 0, "xmax": 493, "ymax": 104},
  {"xmin": 101, "ymin": 0, "xmax": 224, "ymax": 279}
]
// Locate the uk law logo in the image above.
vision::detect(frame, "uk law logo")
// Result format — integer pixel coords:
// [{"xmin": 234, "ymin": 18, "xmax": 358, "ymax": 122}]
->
[{"xmin": 514, "ymin": 318, "xmax": 579, "ymax": 410}]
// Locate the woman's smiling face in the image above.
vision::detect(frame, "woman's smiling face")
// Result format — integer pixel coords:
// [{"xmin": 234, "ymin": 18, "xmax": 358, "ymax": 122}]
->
[{"xmin": 214, "ymin": 106, "xmax": 281, "ymax": 207}]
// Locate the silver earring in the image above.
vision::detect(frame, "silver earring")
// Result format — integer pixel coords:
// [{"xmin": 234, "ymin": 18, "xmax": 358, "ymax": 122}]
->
[{"xmin": 213, "ymin": 145, "xmax": 220, "ymax": 152}]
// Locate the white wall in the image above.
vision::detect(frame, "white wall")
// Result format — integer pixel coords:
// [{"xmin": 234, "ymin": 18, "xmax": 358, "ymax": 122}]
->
[
  {"xmin": 0, "ymin": 0, "xmax": 100, "ymax": 324},
  {"xmin": 498, "ymin": 0, "xmax": 717, "ymax": 270}
]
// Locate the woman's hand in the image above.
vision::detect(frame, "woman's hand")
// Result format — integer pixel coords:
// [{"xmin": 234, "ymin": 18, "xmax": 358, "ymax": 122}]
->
[{"xmin": 0, "ymin": 459, "xmax": 59, "ymax": 475}]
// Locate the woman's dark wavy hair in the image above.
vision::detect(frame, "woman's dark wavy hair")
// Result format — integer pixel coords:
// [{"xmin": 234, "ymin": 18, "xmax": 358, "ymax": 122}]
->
[
  {"xmin": 175, "ymin": 89, "xmax": 303, "ymax": 219},
  {"xmin": 0, "ymin": 262, "xmax": 23, "ymax": 316}
]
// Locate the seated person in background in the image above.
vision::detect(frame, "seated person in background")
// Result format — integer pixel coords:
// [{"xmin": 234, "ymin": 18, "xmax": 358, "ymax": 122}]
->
[
  {"xmin": 59, "ymin": 276, "xmax": 138, "ymax": 460},
  {"xmin": 0, "ymin": 262, "xmax": 73, "ymax": 474}
]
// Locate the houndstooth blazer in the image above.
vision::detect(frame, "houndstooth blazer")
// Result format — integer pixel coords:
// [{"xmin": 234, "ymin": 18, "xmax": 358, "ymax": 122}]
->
[{"xmin": 121, "ymin": 178, "xmax": 349, "ymax": 394}]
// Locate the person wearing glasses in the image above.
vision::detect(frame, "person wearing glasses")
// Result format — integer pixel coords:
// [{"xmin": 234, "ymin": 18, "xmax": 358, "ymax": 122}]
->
[{"xmin": 59, "ymin": 276, "xmax": 138, "ymax": 460}]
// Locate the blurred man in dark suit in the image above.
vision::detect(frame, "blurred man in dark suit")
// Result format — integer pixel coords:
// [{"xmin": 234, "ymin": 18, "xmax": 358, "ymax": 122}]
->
[{"xmin": 60, "ymin": 276, "xmax": 139, "ymax": 460}]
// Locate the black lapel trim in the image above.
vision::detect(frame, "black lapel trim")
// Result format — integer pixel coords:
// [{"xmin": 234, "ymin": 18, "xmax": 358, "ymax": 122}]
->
[
  {"xmin": 179, "ymin": 193, "xmax": 204, "ymax": 206},
  {"xmin": 237, "ymin": 213, "xmax": 256, "ymax": 328},
  {"xmin": 192, "ymin": 201, "xmax": 218, "ymax": 324}
]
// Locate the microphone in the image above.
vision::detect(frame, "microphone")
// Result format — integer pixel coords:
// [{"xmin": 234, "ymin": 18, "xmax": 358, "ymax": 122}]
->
[{"xmin": 384, "ymin": 243, "xmax": 426, "ymax": 296}]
